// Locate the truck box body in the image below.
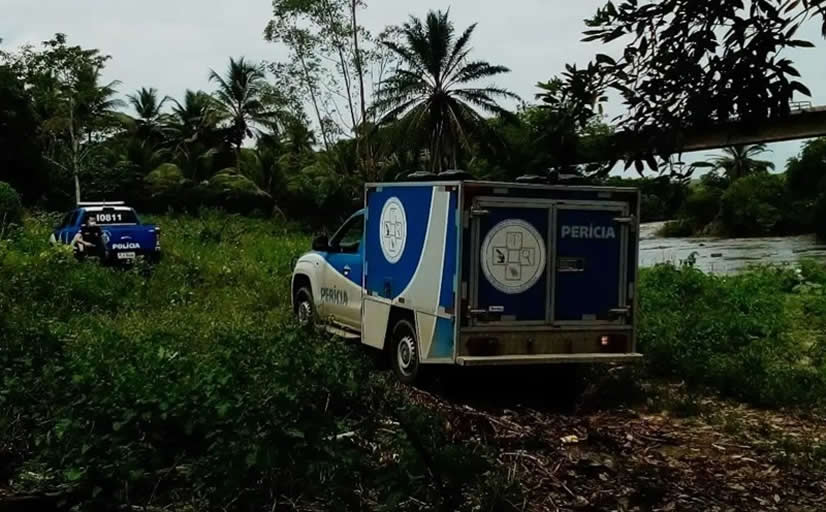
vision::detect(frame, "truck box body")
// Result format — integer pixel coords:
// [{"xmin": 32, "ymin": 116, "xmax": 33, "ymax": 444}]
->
[{"xmin": 361, "ymin": 180, "xmax": 641, "ymax": 366}]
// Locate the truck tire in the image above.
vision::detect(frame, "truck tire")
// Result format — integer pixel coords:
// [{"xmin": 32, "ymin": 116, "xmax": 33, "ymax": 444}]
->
[
  {"xmin": 389, "ymin": 318, "xmax": 419, "ymax": 384},
  {"xmin": 294, "ymin": 286, "xmax": 315, "ymax": 327}
]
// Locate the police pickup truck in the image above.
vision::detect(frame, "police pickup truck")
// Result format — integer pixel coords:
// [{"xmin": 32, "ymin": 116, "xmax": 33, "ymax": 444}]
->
[
  {"xmin": 50, "ymin": 202, "xmax": 161, "ymax": 263},
  {"xmin": 291, "ymin": 179, "xmax": 642, "ymax": 383}
]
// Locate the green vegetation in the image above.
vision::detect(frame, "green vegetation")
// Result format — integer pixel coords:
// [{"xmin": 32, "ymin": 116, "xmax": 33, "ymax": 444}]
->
[
  {"xmin": 3, "ymin": 0, "xmax": 826, "ymax": 506},
  {"xmin": 655, "ymin": 141, "xmax": 826, "ymax": 238},
  {"xmin": 0, "ymin": 181, "xmax": 23, "ymax": 228},
  {"xmin": 0, "ymin": 213, "xmax": 516, "ymax": 510},
  {"xmin": 2, "ymin": 210, "xmax": 825, "ymax": 507},
  {"xmin": 372, "ymin": 10, "xmax": 518, "ymax": 171},
  {"xmin": 639, "ymin": 260, "xmax": 826, "ymax": 407}
]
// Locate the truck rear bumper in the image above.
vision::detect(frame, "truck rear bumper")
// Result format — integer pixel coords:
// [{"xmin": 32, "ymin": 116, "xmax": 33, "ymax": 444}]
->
[{"xmin": 455, "ymin": 353, "xmax": 643, "ymax": 366}]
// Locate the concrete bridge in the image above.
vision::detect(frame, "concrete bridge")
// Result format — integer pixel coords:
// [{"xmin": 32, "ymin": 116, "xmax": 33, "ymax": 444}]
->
[{"xmin": 577, "ymin": 103, "xmax": 826, "ymax": 163}]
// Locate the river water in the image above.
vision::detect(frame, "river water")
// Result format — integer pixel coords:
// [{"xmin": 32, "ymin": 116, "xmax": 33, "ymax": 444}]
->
[{"xmin": 639, "ymin": 222, "xmax": 826, "ymax": 274}]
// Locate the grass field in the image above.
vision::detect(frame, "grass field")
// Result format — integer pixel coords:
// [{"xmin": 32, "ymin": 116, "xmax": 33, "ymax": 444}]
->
[{"xmin": 2, "ymin": 211, "xmax": 826, "ymax": 510}]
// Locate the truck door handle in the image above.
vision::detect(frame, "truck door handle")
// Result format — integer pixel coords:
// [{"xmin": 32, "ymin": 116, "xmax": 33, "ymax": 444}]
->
[
  {"xmin": 613, "ymin": 216, "xmax": 637, "ymax": 231},
  {"xmin": 343, "ymin": 265, "xmax": 351, "ymax": 276}
]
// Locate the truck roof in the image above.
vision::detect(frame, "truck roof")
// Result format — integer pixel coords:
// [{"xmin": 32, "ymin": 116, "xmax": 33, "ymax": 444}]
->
[
  {"xmin": 79, "ymin": 206, "xmax": 135, "ymax": 212},
  {"xmin": 365, "ymin": 180, "xmax": 639, "ymax": 193}
]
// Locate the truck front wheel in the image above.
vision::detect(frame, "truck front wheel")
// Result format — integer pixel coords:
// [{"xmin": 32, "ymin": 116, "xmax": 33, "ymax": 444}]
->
[
  {"xmin": 294, "ymin": 286, "xmax": 315, "ymax": 327},
  {"xmin": 389, "ymin": 319, "xmax": 419, "ymax": 384}
]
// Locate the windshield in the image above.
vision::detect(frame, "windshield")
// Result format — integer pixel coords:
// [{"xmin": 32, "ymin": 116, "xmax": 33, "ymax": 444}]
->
[{"xmin": 81, "ymin": 209, "xmax": 139, "ymax": 225}]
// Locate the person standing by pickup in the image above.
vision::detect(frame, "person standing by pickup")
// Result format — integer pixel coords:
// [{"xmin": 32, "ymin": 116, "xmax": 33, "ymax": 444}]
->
[{"xmin": 71, "ymin": 217, "xmax": 106, "ymax": 260}]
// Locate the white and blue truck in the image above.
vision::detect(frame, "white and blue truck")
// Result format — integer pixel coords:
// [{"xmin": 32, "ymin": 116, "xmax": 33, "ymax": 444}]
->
[{"xmin": 291, "ymin": 179, "xmax": 642, "ymax": 383}]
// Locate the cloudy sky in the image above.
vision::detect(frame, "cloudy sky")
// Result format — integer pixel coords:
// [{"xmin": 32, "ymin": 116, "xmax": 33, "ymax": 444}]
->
[{"xmin": 3, "ymin": 0, "xmax": 826, "ymax": 172}]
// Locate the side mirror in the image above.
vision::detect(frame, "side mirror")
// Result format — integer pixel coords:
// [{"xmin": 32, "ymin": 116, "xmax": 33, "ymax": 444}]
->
[{"xmin": 312, "ymin": 234, "xmax": 330, "ymax": 252}]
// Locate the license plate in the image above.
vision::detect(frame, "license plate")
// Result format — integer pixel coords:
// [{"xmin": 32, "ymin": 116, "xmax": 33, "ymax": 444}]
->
[{"xmin": 116, "ymin": 252, "xmax": 136, "ymax": 260}]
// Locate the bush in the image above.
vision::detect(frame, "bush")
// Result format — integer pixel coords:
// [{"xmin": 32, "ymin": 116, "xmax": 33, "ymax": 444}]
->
[
  {"xmin": 658, "ymin": 219, "xmax": 695, "ymax": 237},
  {"xmin": 0, "ymin": 180, "xmax": 23, "ymax": 228},
  {"xmin": 638, "ymin": 263, "xmax": 826, "ymax": 407},
  {"xmin": 145, "ymin": 163, "xmax": 191, "ymax": 211},
  {"xmin": 0, "ymin": 213, "xmax": 504, "ymax": 510},
  {"xmin": 816, "ymin": 193, "xmax": 826, "ymax": 240},
  {"xmin": 786, "ymin": 138, "xmax": 826, "ymax": 202},
  {"xmin": 683, "ymin": 185, "xmax": 723, "ymax": 227},
  {"xmin": 199, "ymin": 169, "xmax": 274, "ymax": 215},
  {"xmin": 720, "ymin": 173, "xmax": 786, "ymax": 236}
]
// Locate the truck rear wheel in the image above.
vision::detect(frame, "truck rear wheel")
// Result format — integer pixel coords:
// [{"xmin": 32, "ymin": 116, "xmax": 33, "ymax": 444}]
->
[
  {"xmin": 389, "ymin": 319, "xmax": 419, "ymax": 384},
  {"xmin": 294, "ymin": 286, "xmax": 315, "ymax": 327}
]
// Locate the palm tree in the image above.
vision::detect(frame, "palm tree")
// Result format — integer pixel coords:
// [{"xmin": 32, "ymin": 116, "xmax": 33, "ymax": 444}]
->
[
  {"xmin": 66, "ymin": 65, "xmax": 125, "ymax": 202},
  {"xmin": 372, "ymin": 10, "xmax": 519, "ymax": 172},
  {"xmin": 166, "ymin": 90, "xmax": 222, "ymax": 180},
  {"xmin": 127, "ymin": 87, "xmax": 169, "ymax": 142},
  {"xmin": 709, "ymin": 144, "xmax": 775, "ymax": 182},
  {"xmin": 209, "ymin": 57, "xmax": 273, "ymax": 172}
]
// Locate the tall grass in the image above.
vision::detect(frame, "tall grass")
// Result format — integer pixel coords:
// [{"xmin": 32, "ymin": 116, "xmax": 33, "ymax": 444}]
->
[
  {"xmin": 639, "ymin": 260, "xmax": 826, "ymax": 407},
  {"xmin": 0, "ymin": 212, "xmax": 514, "ymax": 511},
  {"xmin": 3, "ymin": 211, "xmax": 825, "ymax": 509}
]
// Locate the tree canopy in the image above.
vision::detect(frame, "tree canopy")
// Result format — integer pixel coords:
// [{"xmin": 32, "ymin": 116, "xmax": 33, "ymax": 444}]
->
[{"xmin": 372, "ymin": 9, "xmax": 519, "ymax": 172}]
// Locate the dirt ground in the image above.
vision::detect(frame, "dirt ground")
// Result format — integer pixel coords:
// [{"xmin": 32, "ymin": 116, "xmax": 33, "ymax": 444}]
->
[{"xmin": 409, "ymin": 367, "xmax": 826, "ymax": 512}]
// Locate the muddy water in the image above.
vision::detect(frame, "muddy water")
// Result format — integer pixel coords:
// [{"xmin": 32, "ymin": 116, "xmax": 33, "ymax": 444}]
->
[{"xmin": 639, "ymin": 222, "xmax": 826, "ymax": 274}]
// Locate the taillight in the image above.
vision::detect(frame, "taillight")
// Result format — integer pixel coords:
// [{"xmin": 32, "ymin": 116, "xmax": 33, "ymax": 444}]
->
[{"xmin": 598, "ymin": 335, "xmax": 628, "ymax": 352}]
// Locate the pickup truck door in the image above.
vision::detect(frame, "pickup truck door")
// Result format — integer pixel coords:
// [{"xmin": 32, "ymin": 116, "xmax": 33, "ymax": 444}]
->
[{"xmin": 323, "ymin": 212, "xmax": 365, "ymax": 331}]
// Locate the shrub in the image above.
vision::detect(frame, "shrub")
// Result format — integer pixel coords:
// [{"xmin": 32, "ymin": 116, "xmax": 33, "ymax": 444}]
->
[
  {"xmin": 683, "ymin": 185, "xmax": 723, "ymax": 227},
  {"xmin": 816, "ymin": 193, "xmax": 826, "ymax": 240},
  {"xmin": 145, "ymin": 163, "xmax": 191, "ymax": 211},
  {"xmin": 198, "ymin": 169, "xmax": 274, "ymax": 215},
  {"xmin": 638, "ymin": 263, "xmax": 826, "ymax": 407},
  {"xmin": 0, "ymin": 180, "xmax": 23, "ymax": 228},
  {"xmin": 658, "ymin": 219, "xmax": 695, "ymax": 237},
  {"xmin": 786, "ymin": 138, "xmax": 826, "ymax": 202},
  {"xmin": 1, "ymin": 213, "xmax": 504, "ymax": 510},
  {"xmin": 720, "ymin": 173, "xmax": 786, "ymax": 236}
]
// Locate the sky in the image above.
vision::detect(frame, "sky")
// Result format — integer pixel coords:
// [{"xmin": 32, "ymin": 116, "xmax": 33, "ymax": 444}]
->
[{"xmin": 3, "ymin": 0, "xmax": 826, "ymax": 174}]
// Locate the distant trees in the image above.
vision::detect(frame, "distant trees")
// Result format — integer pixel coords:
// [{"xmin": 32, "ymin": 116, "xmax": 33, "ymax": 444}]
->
[
  {"xmin": 708, "ymin": 144, "xmax": 775, "ymax": 183},
  {"xmin": 166, "ymin": 90, "xmax": 223, "ymax": 181},
  {"xmin": 373, "ymin": 10, "xmax": 518, "ymax": 172},
  {"xmin": 1, "ymin": 34, "xmax": 124, "ymax": 205},
  {"xmin": 656, "ymin": 138, "xmax": 826, "ymax": 239},
  {"xmin": 208, "ymin": 58, "xmax": 273, "ymax": 173},
  {"xmin": 127, "ymin": 87, "xmax": 169, "ymax": 144},
  {"xmin": 0, "ymin": 65, "xmax": 46, "ymax": 203}
]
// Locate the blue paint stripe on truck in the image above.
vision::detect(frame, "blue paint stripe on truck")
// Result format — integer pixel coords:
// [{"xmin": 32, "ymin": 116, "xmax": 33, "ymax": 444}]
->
[{"xmin": 365, "ymin": 186, "xmax": 433, "ymax": 299}]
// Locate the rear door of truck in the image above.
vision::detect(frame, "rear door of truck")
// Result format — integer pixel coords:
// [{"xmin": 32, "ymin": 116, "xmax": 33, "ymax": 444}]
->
[
  {"xmin": 552, "ymin": 201, "xmax": 631, "ymax": 324},
  {"xmin": 469, "ymin": 194, "xmax": 632, "ymax": 326}
]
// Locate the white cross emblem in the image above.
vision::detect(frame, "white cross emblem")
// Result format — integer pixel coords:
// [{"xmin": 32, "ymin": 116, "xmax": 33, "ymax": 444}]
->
[
  {"xmin": 481, "ymin": 219, "xmax": 546, "ymax": 294},
  {"xmin": 379, "ymin": 197, "xmax": 407, "ymax": 263}
]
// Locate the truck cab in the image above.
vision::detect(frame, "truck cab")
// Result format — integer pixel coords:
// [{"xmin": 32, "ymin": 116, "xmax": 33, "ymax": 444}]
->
[
  {"xmin": 291, "ymin": 180, "xmax": 642, "ymax": 383},
  {"xmin": 50, "ymin": 202, "xmax": 161, "ymax": 263}
]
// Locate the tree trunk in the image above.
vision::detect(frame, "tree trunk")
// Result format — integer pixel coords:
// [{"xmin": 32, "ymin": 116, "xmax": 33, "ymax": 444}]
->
[
  {"xmin": 320, "ymin": 0, "xmax": 357, "ymax": 132},
  {"xmin": 351, "ymin": 0, "xmax": 374, "ymax": 181},
  {"xmin": 69, "ymin": 96, "xmax": 81, "ymax": 205},
  {"xmin": 296, "ymin": 49, "xmax": 331, "ymax": 151}
]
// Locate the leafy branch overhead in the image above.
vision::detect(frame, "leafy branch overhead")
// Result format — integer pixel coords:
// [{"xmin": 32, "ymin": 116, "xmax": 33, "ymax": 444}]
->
[{"xmin": 560, "ymin": 0, "xmax": 826, "ymax": 173}]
